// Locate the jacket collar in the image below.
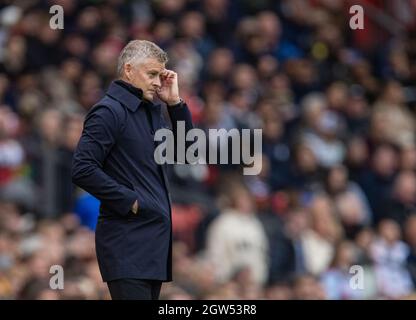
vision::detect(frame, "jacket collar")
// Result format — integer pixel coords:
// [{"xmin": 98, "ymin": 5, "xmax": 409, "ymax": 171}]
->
[{"xmin": 106, "ymin": 80, "xmax": 144, "ymax": 112}]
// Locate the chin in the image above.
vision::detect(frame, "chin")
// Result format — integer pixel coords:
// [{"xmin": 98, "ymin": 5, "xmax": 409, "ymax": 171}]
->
[{"xmin": 143, "ymin": 94, "xmax": 154, "ymax": 101}]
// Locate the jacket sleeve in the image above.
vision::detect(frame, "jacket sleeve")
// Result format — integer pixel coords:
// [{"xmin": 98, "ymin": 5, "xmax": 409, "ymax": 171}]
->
[
  {"xmin": 166, "ymin": 100, "xmax": 195, "ymax": 164},
  {"xmin": 71, "ymin": 105, "xmax": 137, "ymax": 217}
]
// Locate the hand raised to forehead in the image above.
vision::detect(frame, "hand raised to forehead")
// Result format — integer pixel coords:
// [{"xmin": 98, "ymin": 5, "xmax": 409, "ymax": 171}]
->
[{"xmin": 157, "ymin": 69, "xmax": 181, "ymax": 106}]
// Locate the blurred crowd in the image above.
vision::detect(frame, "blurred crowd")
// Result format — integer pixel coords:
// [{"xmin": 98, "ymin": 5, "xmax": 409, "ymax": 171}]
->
[{"xmin": 1, "ymin": 0, "xmax": 416, "ymax": 300}]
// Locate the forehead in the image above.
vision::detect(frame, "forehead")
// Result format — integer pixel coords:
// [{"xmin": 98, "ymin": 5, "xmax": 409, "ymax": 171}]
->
[{"xmin": 139, "ymin": 58, "xmax": 165, "ymax": 71}]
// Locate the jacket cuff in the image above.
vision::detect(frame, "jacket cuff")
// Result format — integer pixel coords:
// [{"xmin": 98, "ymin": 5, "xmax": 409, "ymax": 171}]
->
[
  {"xmin": 167, "ymin": 99, "xmax": 185, "ymax": 109},
  {"xmin": 136, "ymin": 191, "xmax": 151, "ymax": 213}
]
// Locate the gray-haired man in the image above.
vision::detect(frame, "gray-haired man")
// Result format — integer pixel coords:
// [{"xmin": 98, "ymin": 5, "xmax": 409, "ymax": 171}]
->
[{"xmin": 72, "ymin": 40, "xmax": 194, "ymax": 299}]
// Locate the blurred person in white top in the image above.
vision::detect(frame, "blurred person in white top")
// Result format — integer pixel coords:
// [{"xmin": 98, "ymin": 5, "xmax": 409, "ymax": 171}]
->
[
  {"xmin": 204, "ymin": 181, "xmax": 269, "ymax": 286},
  {"xmin": 301, "ymin": 194, "xmax": 344, "ymax": 275}
]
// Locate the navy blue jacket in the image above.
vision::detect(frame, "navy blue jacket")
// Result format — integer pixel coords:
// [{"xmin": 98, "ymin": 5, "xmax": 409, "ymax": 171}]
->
[{"xmin": 72, "ymin": 80, "xmax": 193, "ymax": 282}]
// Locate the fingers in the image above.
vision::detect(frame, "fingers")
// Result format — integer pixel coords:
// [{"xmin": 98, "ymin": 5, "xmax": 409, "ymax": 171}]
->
[{"xmin": 161, "ymin": 69, "xmax": 177, "ymax": 80}]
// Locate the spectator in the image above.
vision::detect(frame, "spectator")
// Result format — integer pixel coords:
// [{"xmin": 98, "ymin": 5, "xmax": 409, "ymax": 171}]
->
[
  {"xmin": 382, "ymin": 171, "xmax": 416, "ymax": 228},
  {"xmin": 301, "ymin": 194, "xmax": 343, "ymax": 275},
  {"xmin": 204, "ymin": 181, "xmax": 269, "ymax": 286},
  {"xmin": 324, "ymin": 165, "xmax": 373, "ymax": 237},
  {"xmin": 320, "ymin": 240, "xmax": 376, "ymax": 299},
  {"xmin": 405, "ymin": 215, "xmax": 416, "ymax": 287},
  {"xmin": 370, "ymin": 219, "xmax": 414, "ymax": 299}
]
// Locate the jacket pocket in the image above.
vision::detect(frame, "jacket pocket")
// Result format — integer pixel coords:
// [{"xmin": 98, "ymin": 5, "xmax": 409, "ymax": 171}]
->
[{"xmin": 133, "ymin": 186, "xmax": 154, "ymax": 213}]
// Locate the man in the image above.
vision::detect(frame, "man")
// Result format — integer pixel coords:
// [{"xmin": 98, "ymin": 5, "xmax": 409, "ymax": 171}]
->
[{"xmin": 72, "ymin": 40, "xmax": 193, "ymax": 300}]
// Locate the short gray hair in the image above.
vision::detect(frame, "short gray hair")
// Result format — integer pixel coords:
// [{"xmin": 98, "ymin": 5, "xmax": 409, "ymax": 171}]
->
[{"xmin": 117, "ymin": 40, "xmax": 168, "ymax": 77}]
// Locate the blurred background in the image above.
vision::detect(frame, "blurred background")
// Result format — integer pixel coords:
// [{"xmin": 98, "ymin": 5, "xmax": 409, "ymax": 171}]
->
[{"xmin": 1, "ymin": 0, "xmax": 416, "ymax": 300}]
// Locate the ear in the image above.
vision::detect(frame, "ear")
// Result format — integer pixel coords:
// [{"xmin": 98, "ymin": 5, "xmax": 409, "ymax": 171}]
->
[{"xmin": 124, "ymin": 63, "xmax": 132, "ymax": 81}]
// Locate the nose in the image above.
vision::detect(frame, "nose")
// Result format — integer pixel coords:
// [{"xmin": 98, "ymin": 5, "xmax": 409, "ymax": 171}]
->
[{"xmin": 153, "ymin": 76, "xmax": 161, "ymax": 88}]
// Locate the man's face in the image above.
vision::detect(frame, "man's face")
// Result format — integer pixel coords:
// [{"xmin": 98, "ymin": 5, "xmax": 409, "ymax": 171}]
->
[{"xmin": 125, "ymin": 58, "xmax": 165, "ymax": 101}]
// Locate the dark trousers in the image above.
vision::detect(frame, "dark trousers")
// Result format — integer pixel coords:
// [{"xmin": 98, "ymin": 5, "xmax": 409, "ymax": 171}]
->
[{"xmin": 107, "ymin": 278, "xmax": 162, "ymax": 300}]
